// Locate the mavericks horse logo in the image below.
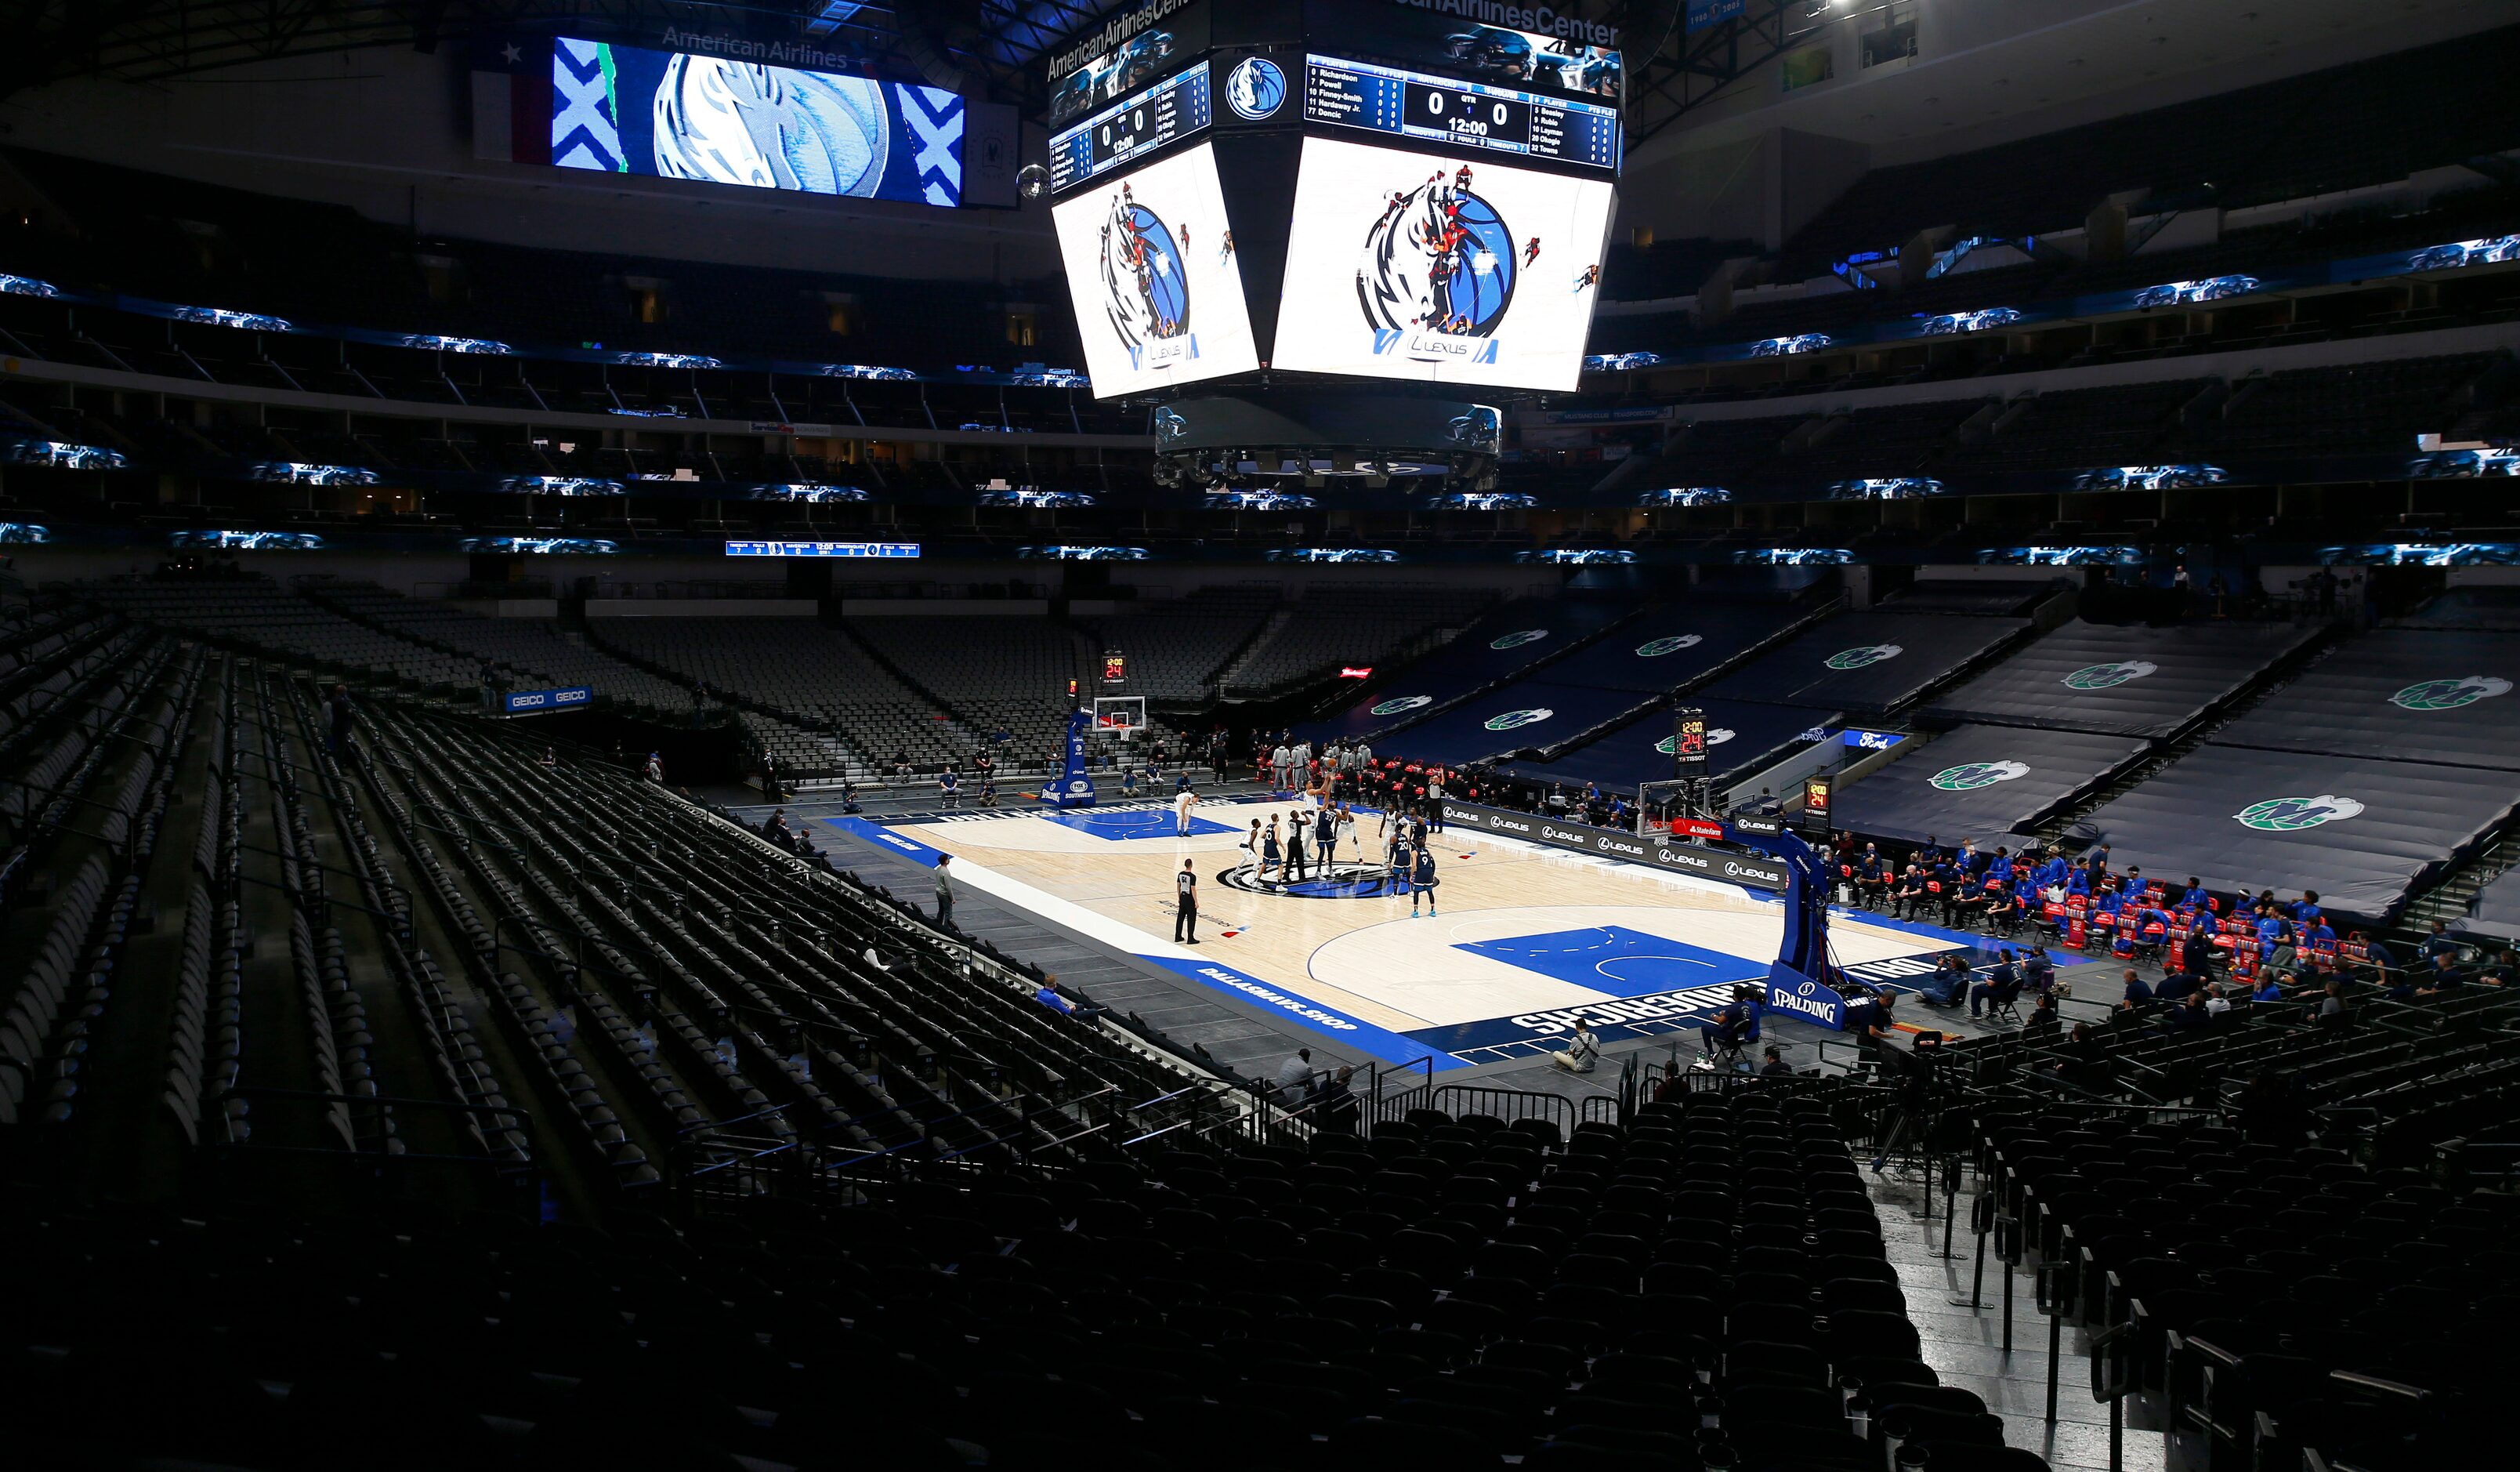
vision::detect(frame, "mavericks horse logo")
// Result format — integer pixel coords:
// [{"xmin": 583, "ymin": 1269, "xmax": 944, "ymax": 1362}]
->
[
  {"xmin": 2233, "ymin": 795, "xmax": 2365, "ymax": 832},
  {"xmin": 2062, "ymin": 661, "xmax": 2158, "ymax": 690},
  {"xmin": 1484, "ymin": 708, "xmax": 1554, "ymax": 731},
  {"xmin": 1370, "ymin": 695, "xmax": 1433, "ymax": 716},
  {"xmin": 1098, "ymin": 187, "xmax": 1190, "ymax": 371},
  {"xmin": 1636, "ymin": 634, "xmax": 1703, "ymax": 658},
  {"xmin": 1931, "ymin": 761, "xmax": 2029, "ymax": 791},
  {"xmin": 2390, "ymin": 676, "xmax": 2511, "ymax": 710},
  {"xmin": 1359, "ymin": 166, "xmax": 1518, "ymax": 346},
  {"xmin": 1490, "ymin": 629, "xmax": 1549, "ymax": 650},
  {"xmin": 1826, "ymin": 644, "xmax": 1903, "ymax": 669},
  {"xmin": 1224, "ymin": 57, "xmax": 1287, "ymax": 120}
]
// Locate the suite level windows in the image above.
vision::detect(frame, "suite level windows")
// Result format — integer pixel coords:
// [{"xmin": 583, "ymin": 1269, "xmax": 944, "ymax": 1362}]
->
[
  {"xmin": 1862, "ymin": 3, "xmax": 1917, "ymax": 68},
  {"xmin": 1006, "ymin": 310, "xmax": 1039, "ymax": 348}
]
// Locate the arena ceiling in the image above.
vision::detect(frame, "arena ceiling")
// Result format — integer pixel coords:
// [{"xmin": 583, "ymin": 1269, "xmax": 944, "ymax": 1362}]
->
[{"xmin": 0, "ymin": 1, "xmax": 1682, "ymax": 124}]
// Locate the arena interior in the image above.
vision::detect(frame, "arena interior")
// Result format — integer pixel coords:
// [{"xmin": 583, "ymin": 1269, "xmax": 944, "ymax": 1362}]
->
[{"xmin": 6, "ymin": 2, "xmax": 2520, "ymax": 1469}]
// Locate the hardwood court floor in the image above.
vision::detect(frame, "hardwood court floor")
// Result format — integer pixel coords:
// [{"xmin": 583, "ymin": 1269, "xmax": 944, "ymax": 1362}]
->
[{"xmin": 892, "ymin": 806, "xmax": 1967, "ymax": 1043}]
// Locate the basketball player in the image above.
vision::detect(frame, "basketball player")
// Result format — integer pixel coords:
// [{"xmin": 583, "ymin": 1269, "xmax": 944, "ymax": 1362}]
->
[
  {"xmin": 1174, "ymin": 860, "xmax": 1199, "ymax": 944},
  {"xmin": 1240, "ymin": 818, "xmax": 1260, "ymax": 876},
  {"xmin": 1410, "ymin": 846, "xmax": 1438, "ymax": 917},
  {"xmin": 1523, "ymin": 235, "xmax": 1541, "ymax": 268},
  {"xmin": 1314, "ymin": 804, "xmax": 1338, "ymax": 870},
  {"xmin": 1389, "ymin": 833, "xmax": 1414, "ymax": 901},
  {"xmin": 1259, "ymin": 819, "xmax": 1281, "ymax": 883},
  {"xmin": 1173, "ymin": 783, "xmax": 1197, "ymax": 836},
  {"xmin": 1336, "ymin": 803, "xmax": 1359, "ymax": 862}
]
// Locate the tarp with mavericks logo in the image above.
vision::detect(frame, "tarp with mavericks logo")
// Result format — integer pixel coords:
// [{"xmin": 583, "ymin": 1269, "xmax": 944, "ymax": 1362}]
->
[
  {"xmin": 1526, "ymin": 601, "xmax": 1808, "ymax": 694},
  {"xmin": 1702, "ymin": 611, "xmax": 2028, "ymax": 714},
  {"xmin": 1922, "ymin": 618, "xmax": 2319, "ymax": 738},
  {"xmin": 2079, "ymin": 743, "xmax": 2520, "ymax": 919},
  {"xmin": 1371, "ymin": 676, "xmax": 1665, "ymax": 765},
  {"xmin": 2212, "ymin": 629, "xmax": 2520, "ymax": 770},
  {"xmin": 1833, "ymin": 723, "xmax": 2150, "ymax": 848},
  {"xmin": 1301, "ymin": 596, "xmax": 1631, "ymax": 743},
  {"xmin": 1503, "ymin": 698, "xmax": 1834, "ymax": 791}
]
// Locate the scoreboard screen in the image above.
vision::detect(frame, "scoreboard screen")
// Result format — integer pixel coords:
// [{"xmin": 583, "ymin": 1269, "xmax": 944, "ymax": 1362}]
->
[
  {"xmin": 1049, "ymin": 61, "xmax": 1215, "ymax": 196},
  {"xmin": 1049, "ymin": 142, "xmax": 1261, "ymax": 397},
  {"xmin": 1302, "ymin": 54, "xmax": 1620, "ymax": 175},
  {"xmin": 1269, "ymin": 135, "xmax": 1616, "ymax": 392}
]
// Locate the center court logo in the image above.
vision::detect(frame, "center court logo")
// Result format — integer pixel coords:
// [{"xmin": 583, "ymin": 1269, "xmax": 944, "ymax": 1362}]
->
[
  {"xmin": 2233, "ymin": 794, "xmax": 2366, "ymax": 831},
  {"xmin": 1371, "ymin": 694, "xmax": 1434, "ymax": 716},
  {"xmin": 2390, "ymin": 675, "xmax": 2511, "ymax": 710},
  {"xmin": 1636, "ymin": 634, "xmax": 1703, "ymax": 657},
  {"xmin": 1223, "ymin": 57, "xmax": 1286, "ymax": 119},
  {"xmin": 1656, "ymin": 728, "xmax": 1734, "ymax": 752},
  {"xmin": 1491, "ymin": 629, "xmax": 1549, "ymax": 650},
  {"xmin": 1485, "ymin": 708, "xmax": 1554, "ymax": 731},
  {"xmin": 2062, "ymin": 660, "xmax": 2159, "ymax": 690},
  {"xmin": 1931, "ymin": 760, "xmax": 2029, "ymax": 791},
  {"xmin": 1826, "ymin": 644, "xmax": 1903, "ymax": 669}
]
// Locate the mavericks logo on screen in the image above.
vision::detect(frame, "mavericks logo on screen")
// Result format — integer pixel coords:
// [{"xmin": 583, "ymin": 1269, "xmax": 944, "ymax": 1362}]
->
[
  {"xmin": 1484, "ymin": 708, "xmax": 1555, "ymax": 731},
  {"xmin": 1637, "ymin": 634, "xmax": 1703, "ymax": 657},
  {"xmin": 1223, "ymin": 57, "xmax": 1287, "ymax": 120},
  {"xmin": 2233, "ymin": 794, "xmax": 2366, "ymax": 832},
  {"xmin": 1931, "ymin": 760, "xmax": 2029, "ymax": 792},
  {"xmin": 1490, "ymin": 629, "xmax": 1549, "ymax": 650},
  {"xmin": 1656, "ymin": 728, "xmax": 1733, "ymax": 752},
  {"xmin": 1359, "ymin": 164, "xmax": 1520, "ymax": 365},
  {"xmin": 1371, "ymin": 694, "xmax": 1434, "ymax": 716},
  {"xmin": 2390, "ymin": 675, "xmax": 2511, "ymax": 710},
  {"xmin": 2062, "ymin": 660, "xmax": 2158, "ymax": 690},
  {"xmin": 1096, "ymin": 183, "xmax": 1196, "ymax": 373},
  {"xmin": 1825, "ymin": 644, "xmax": 1903, "ymax": 669}
]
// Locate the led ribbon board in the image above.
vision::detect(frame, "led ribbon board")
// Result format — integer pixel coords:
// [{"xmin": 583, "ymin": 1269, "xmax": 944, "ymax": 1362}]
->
[
  {"xmin": 1302, "ymin": 53, "xmax": 1620, "ymax": 174},
  {"xmin": 1049, "ymin": 60, "xmax": 1215, "ymax": 195}
]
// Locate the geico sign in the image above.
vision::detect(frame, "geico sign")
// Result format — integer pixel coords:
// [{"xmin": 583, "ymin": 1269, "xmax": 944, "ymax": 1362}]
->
[{"xmin": 553, "ymin": 687, "xmax": 590, "ymax": 705}]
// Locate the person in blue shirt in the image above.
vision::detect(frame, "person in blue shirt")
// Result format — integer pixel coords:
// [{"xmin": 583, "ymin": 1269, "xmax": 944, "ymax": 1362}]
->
[
  {"xmin": 2251, "ymin": 973, "xmax": 2287, "ymax": 1002},
  {"xmin": 2066, "ymin": 863, "xmax": 2092, "ymax": 897},
  {"xmin": 1410, "ymin": 847, "xmax": 1439, "ymax": 915},
  {"xmin": 2118, "ymin": 969, "xmax": 2155, "ymax": 1010},
  {"xmin": 938, "ymin": 766, "xmax": 960, "ymax": 807},
  {"xmin": 1968, "ymin": 952, "xmax": 2020, "ymax": 1018},
  {"xmin": 2291, "ymin": 890, "xmax": 2323, "ymax": 926},
  {"xmin": 2254, "ymin": 911, "xmax": 2288, "ymax": 960},
  {"xmin": 1388, "ymin": 838, "xmax": 1414, "ymax": 899},
  {"xmin": 1120, "ymin": 762, "xmax": 1139, "ymax": 797},
  {"xmin": 2420, "ymin": 919, "xmax": 2459, "ymax": 963},
  {"xmin": 2022, "ymin": 944, "xmax": 2056, "ymax": 994},
  {"xmin": 2181, "ymin": 876, "xmax": 2211, "ymax": 912}
]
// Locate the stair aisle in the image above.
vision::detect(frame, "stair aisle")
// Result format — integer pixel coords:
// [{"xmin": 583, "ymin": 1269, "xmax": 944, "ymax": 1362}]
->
[{"xmin": 1866, "ymin": 1166, "xmax": 2185, "ymax": 1472}]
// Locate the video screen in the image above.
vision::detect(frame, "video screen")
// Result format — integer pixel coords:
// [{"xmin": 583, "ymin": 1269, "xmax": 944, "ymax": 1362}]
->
[
  {"xmin": 1270, "ymin": 136, "xmax": 1616, "ymax": 391},
  {"xmin": 1051, "ymin": 143, "xmax": 1260, "ymax": 399},
  {"xmin": 552, "ymin": 37, "xmax": 965, "ymax": 206}
]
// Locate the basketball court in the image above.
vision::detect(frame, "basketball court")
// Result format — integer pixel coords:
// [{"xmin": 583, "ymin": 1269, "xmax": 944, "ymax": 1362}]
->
[{"xmin": 803, "ymin": 795, "xmax": 2080, "ymax": 1070}]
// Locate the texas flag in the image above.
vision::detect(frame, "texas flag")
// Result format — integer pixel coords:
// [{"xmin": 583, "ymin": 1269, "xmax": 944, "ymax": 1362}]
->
[{"xmin": 470, "ymin": 34, "xmax": 554, "ymax": 165}]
